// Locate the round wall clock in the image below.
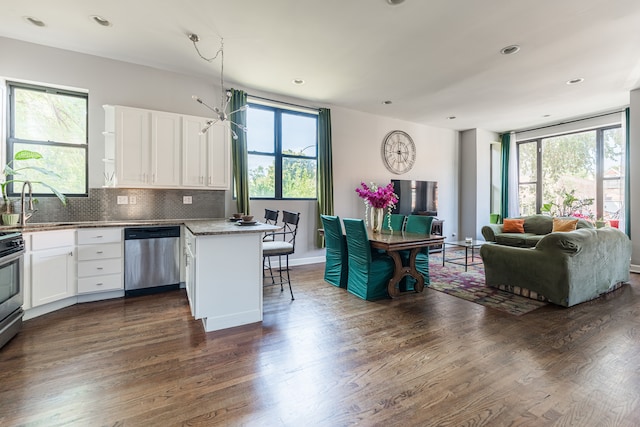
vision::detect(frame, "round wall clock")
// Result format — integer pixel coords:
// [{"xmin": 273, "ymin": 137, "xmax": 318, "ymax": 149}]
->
[{"xmin": 381, "ymin": 130, "xmax": 416, "ymax": 174}]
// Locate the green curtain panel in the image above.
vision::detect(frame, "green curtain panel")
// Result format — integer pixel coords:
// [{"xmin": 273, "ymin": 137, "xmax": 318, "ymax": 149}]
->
[
  {"xmin": 500, "ymin": 133, "xmax": 511, "ymax": 223},
  {"xmin": 625, "ymin": 107, "xmax": 630, "ymax": 238},
  {"xmin": 230, "ymin": 88, "xmax": 250, "ymax": 215},
  {"xmin": 316, "ymin": 108, "xmax": 335, "ymax": 248}
]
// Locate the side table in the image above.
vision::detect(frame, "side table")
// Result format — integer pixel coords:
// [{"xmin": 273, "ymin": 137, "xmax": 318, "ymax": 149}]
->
[{"xmin": 442, "ymin": 240, "xmax": 491, "ymax": 271}]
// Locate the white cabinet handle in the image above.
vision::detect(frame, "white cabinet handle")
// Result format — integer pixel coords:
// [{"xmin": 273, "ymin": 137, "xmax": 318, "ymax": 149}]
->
[
  {"xmin": 96, "ymin": 283, "xmax": 103, "ymax": 286},
  {"xmin": 96, "ymin": 251, "xmax": 103, "ymax": 254},
  {"xmin": 97, "ymin": 267, "xmax": 103, "ymax": 270}
]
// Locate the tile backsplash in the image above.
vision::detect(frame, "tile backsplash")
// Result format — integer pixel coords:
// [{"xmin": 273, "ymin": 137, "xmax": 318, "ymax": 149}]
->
[{"xmin": 26, "ymin": 188, "xmax": 225, "ymax": 223}]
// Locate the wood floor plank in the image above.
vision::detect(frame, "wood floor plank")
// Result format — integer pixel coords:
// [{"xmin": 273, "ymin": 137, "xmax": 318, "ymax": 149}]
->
[{"xmin": 1, "ymin": 263, "xmax": 640, "ymax": 426}]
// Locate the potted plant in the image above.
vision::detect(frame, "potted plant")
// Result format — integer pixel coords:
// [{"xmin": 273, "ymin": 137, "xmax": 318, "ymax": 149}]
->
[
  {"xmin": 1, "ymin": 150, "xmax": 67, "ymax": 225},
  {"xmin": 541, "ymin": 189, "xmax": 594, "ymax": 220}
]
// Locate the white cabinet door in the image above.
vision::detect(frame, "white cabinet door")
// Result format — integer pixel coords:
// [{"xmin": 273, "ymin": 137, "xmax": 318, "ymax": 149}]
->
[
  {"xmin": 105, "ymin": 105, "xmax": 231, "ymax": 190},
  {"xmin": 151, "ymin": 111, "xmax": 181, "ymax": 187},
  {"xmin": 184, "ymin": 229, "xmax": 197, "ymax": 316},
  {"xmin": 31, "ymin": 247, "xmax": 76, "ymax": 307},
  {"xmin": 207, "ymin": 124, "xmax": 231, "ymax": 190},
  {"xmin": 114, "ymin": 106, "xmax": 151, "ymax": 187},
  {"xmin": 182, "ymin": 115, "xmax": 209, "ymax": 187}
]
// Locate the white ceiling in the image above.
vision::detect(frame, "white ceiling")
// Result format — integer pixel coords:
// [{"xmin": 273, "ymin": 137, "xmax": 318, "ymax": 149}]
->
[{"xmin": 3, "ymin": 0, "xmax": 640, "ymax": 133}]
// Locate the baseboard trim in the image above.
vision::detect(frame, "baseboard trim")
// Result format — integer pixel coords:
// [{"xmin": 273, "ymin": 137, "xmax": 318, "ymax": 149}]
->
[
  {"xmin": 631, "ymin": 264, "xmax": 640, "ymax": 274},
  {"xmin": 266, "ymin": 256, "xmax": 324, "ymax": 269}
]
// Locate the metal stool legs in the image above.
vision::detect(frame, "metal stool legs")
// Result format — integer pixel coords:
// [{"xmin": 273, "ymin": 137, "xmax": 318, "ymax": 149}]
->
[{"xmin": 264, "ymin": 254, "xmax": 294, "ymax": 300}]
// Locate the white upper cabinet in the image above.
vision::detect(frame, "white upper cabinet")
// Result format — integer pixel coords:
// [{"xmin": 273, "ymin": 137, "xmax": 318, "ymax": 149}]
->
[
  {"xmin": 207, "ymin": 123, "xmax": 231, "ymax": 190},
  {"xmin": 104, "ymin": 105, "xmax": 228, "ymax": 190},
  {"xmin": 182, "ymin": 115, "xmax": 231, "ymax": 190},
  {"xmin": 150, "ymin": 111, "xmax": 181, "ymax": 187}
]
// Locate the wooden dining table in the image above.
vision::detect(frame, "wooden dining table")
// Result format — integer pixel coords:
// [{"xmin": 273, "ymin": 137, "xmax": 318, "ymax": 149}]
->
[{"xmin": 368, "ymin": 230, "xmax": 445, "ymax": 298}]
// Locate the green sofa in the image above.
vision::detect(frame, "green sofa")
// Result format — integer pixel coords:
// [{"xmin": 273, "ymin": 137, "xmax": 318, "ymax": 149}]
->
[
  {"xmin": 481, "ymin": 215, "xmax": 594, "ymax": 248},
  {"xmin": 480, "ymin": 227, "xmax": 632, "ymax": 307}
]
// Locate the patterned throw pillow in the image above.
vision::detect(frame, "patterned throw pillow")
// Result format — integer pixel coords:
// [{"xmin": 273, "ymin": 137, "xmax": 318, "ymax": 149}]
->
[
  {"xmin": 502, "ymin": 218, "xmax": 525, "ymax": 233},
  {"xmin": 552, "ymin": 218, "xmax": 579, "ymax": 232}
]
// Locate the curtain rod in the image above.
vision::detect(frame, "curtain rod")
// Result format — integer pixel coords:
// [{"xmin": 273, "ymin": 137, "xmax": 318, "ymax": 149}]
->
[
  {"xmin": 247, "ymin": 94, "xmax": 319, "ymax": 112},
  {"xmin": 506, "ymin": 109, "xmax": 627, "ymax": 136}
]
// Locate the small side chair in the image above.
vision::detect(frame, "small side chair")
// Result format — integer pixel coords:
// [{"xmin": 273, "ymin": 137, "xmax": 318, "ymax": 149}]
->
[
  {"xmin": 343, "ymin": 218, "xmax": 395, "ymax": 301},
  {"xmin": 262, "ymin": 210, "xmax": 300, "ymax": 300},
  {"xmin": 402, "ymin": 215, "xmax": 435, "ymax": 291},
  {"xmin": 320, "ymin": 214, "xmax": 349, "ymax": 288}
]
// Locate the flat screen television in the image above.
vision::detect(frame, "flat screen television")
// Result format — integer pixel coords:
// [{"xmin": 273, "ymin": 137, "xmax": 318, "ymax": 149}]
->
[{"xmin": 391, "ymin": 180, "xmax": 438, "ymax": 216}]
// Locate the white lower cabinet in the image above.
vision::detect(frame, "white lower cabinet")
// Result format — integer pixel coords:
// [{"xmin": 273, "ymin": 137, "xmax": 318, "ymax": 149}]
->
[
  {"xmin": 26, "ymin": 230, "xmax": 77, "ymax": 308},
  {"xmin": 77, "ymin": 228, "xmax": 123, "ymax": 294}
]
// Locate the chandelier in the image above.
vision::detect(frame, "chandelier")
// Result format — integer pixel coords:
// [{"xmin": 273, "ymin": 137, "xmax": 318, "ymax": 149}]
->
[{"xmin": 188, "ymin": 33, "xmax": 247, "ymax": 139}]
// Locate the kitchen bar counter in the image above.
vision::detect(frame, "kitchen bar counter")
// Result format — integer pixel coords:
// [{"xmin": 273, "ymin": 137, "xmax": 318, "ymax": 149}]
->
[
  {"xmin": 184, "ymin": 220, "xmax": 280, "ymax": 332},
  {"xmin": 184, "ymin": 219, "xmax": 280, "ymax": 235}
]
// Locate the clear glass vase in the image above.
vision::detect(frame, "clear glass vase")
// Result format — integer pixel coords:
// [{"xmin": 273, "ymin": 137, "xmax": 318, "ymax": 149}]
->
[{"xmin": 370, "ymin": 207, "xmax": 384, "ymax": 233}]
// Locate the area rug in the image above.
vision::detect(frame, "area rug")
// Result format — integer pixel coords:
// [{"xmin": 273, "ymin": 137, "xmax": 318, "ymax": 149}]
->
[{"xmin": 427, "ymin": 253, "xmax": 548, "ymax": 316}]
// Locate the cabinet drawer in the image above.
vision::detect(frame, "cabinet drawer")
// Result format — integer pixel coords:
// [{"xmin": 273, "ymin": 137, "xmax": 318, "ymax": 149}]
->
[
  {"xmin": 77, "ymin": 243, "xmax": 122, "ymax": 261},
  {"xmin": 78, "ymin": 273, "xmax": 122, "ymax": 293},
  {"xmin": 78, "ymin": 228, "xmax": 122, "ymax": 245},
  {"xmin": 78, "ymin": 258, "xmax": 122, "ymax": 277},
  {"xmin": 29, "ymin": 230, "xmax": 76, "ymax": 251}
]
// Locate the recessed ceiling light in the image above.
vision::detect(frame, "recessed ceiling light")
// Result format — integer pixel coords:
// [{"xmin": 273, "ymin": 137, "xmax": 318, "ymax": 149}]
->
[
  {"xmin": 566, "ymin": 78, "xmax": 584, "ymax": 85},
  {"xmin": 382, "ymin": 100, "xmax": 393, "ymax": 105},
  {"xmin": 446, "ymin": 116, "xmax": 456, "ymax": 120},
  {"xmin": 90, "ymin": 15, "xmax": 112, "ymax": 27},
  {"xmin": 386, "ymin": 0, "xmax": 406, "ymax": 5},
  {"xmin": 292, "ymin": 79, "xmax": 305, "ymax": 85},
  {"xmin": 23, "ymin": 16, "xmax": 45, "ymax": 27},
  {"xmin": 500, "ymin": 45, "xmax": 520, "ymax": 55}
]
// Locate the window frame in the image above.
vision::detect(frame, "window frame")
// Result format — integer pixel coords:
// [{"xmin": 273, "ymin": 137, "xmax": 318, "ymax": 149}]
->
[
  {"xmin": 246, "ymin": 101, "xmax": 318, "ymax": 200},
  {"xmin": 6, "ymin": 81, "xmax": 89, "ymax": 198},
  {"xmin": 516, "ymin": 124, "xmax": 623, "ymax": 219}
]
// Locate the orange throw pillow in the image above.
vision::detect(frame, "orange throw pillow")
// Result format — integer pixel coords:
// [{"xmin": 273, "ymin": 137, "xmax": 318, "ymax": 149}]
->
[
  {"xmin": 502, "ymin": 218, "xmax": 525, "ymax": 233},
  {"xmin": 552, "ymin": 218, "xmax": 578, "ymax": 232}
]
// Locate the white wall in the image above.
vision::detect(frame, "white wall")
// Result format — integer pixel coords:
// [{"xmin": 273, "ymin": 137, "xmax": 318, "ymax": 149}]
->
[
  {"xmin": 459, "ymin": 128, "xmax": 498, "ymax": 240},
  {"xmin": 231, "ymin": 106, "xmax": 461, "ymax": 265},
  {"xmin": 0, "ymin": 37, "xmax": 220, "ymax": 188},
  {"xmin": 331, "ymin": 106, "xmax": 460, "ymax": 238},
  {"xmin": 2, "ymin": 36, "xmax": 461, "ymax": 265}
]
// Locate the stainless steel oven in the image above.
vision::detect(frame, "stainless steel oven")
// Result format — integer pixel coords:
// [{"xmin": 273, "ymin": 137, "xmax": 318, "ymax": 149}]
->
[{"xmin": 0, "ymin": 232, "xmax": 25, "ymax": 350}]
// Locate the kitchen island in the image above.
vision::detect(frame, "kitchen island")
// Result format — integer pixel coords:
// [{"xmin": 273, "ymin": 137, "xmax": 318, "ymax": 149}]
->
[{"xmin": 183, "ymin": 220, "xmax": 280, "ymax": 332}]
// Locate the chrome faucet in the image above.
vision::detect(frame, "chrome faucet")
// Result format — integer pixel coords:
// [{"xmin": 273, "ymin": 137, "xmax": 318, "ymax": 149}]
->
[{"xmin": 21, "ymin": 181, "xmax": 34, "ymax": 226}]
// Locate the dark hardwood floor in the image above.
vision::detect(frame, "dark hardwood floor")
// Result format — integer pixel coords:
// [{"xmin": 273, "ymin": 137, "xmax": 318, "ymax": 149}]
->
[{"xmin": 1, "ymin": 262, "xmax": 640, "ymax": 426}]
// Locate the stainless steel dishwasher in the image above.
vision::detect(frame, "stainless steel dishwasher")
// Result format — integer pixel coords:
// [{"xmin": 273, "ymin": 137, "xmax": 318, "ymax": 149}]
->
[{"xmin": 124, "ymin": 226, "xmax": 180, "ymax": 296}]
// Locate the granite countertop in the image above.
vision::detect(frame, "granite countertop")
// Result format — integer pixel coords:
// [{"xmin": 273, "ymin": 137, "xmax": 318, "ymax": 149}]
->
[
  {"xmin": 184, "ymin": 219, "xmax": 280, "ymax": 236},
  {"xmin": 0, "ymin": 218, "xmax": 281, "ymax": 235}
]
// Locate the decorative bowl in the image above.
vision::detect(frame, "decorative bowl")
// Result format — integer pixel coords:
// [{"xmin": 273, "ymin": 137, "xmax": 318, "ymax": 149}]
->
[
  {"xmin": 232, "ymin": 213, "xmax": 244, "ymax": 219},
  {"xmin": 242, "ymin": 215, "xmax": 254, "ymax": 222}
]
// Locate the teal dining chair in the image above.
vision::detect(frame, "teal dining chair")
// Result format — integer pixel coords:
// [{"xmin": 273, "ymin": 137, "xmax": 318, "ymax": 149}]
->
[
  {"xmin": 402, "ymin": 215, "xmax": 435, "ymax": 291},
  {"xmin": 383, "ymin": 213, "xmax": 405, "ymax": 231},
  {"xmin": 320, "ymin": 215, "xmax": 349, "ymax": 288},
  {"xmin": 343, "ymin": 218, "xmax": 395, "ymax": 301}
]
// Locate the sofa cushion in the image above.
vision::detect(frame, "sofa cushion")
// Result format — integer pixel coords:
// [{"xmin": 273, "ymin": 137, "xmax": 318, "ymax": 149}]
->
[
  {"xmin": 523, "ymin": 215, "xmax": 554, "ymax": 234},
  {"xmin": 503, "ymin": 218, "xmax": 525, "ymax": 233},
  {"xmin": 495, "ymin": 232, "xmax": 538, "ymax": 247},
  {"xmin": 552, "ymin": 218, "xmax": 579, "ymax": 232}
]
